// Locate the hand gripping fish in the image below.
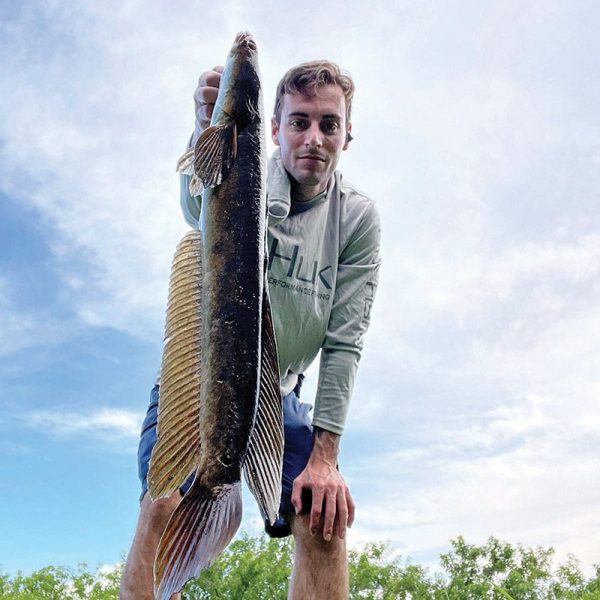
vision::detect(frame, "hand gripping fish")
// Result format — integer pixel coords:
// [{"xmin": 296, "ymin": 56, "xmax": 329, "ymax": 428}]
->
[{"xmin": 147, "ymin": 32, "xmax": 283, "ymax": 599}]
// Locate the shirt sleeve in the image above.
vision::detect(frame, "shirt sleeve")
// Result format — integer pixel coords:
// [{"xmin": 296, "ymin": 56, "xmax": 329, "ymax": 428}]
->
[
  {"xmin": 180, "ymin": 172, "xmax": 202, "ymax": 229},
  {"xmin": 179, "ymin": 136, "xmax": 202, "ymax": 229},
  {"xmin": 312, "ymin": 200, "xmax": 382, "ymax": 435}
]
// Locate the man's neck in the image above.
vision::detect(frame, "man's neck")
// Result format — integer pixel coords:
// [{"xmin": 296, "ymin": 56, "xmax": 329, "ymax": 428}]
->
[{"xmin": 290, "ymin": 181, "xmax": 327, "ymax": 203}]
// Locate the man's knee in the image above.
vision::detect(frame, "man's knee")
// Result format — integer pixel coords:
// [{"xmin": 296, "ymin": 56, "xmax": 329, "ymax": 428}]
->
[
  {"xmin": 138, "ymin": 492, "xmax": 181, "ymax": 535},
  {"xmin": 290, "ymin": 514, "xmax": 346, "ymax": 556}
]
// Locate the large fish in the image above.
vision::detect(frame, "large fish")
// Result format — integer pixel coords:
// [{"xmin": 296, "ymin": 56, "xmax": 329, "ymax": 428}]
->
[{"xmin": 148, "ymin": 32, "xmax": 283, "ymax": 599}]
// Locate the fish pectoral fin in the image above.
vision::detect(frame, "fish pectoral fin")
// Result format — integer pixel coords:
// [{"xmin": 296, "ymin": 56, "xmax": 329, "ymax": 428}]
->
[
  {"xmin": 193, "ymin": 122, "xmax": 237, "ymax": 187},
  {"xmin": 148, "ymin": 230, "xmax": 203, "ymax": 500},
  {"xmin": 176, "ymin": 147, "xmax": 205, "ymax": 197},
  {"xmin": 176, "ymin": 146, "xmax": 195, "ymax": 175},
  {"xmin": 154, "ymin": 481, "xmax": 242, "ymax": 600},
  {"xmin": 189, "ymin": 174, "xmax": 204, "ymax": 197},
  {"xmin": 244, "ymin": 290, "xmax": 284, "ymax": 525}
]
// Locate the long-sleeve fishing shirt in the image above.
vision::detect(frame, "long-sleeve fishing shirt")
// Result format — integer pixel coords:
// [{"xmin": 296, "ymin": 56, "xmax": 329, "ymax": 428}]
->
[{"xmin": 180, "ymin": 149, "xmax": 381, "ymax": 435}]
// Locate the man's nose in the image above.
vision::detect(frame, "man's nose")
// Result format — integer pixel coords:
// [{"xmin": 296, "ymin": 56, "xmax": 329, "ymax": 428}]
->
[{"xmin": 304, "ymin": 122, "xmax": 323, "ymax": 148}]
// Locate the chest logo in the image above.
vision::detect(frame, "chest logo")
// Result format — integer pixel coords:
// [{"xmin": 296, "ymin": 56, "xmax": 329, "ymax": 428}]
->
[{"xmin": 268, "ymin": 238, "xmax": 333, "ymax": 290}]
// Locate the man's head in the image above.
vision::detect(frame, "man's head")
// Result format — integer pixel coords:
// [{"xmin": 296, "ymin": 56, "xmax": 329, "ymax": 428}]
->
[{"xmin": 271, "ymin": 60, "xmax": 355, "ymax": 201}]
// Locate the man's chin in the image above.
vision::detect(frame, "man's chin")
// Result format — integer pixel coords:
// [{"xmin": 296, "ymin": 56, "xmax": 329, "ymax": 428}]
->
[{"xmin": 290, "ymin": 170, "xmax": 326, "ymax": 188}]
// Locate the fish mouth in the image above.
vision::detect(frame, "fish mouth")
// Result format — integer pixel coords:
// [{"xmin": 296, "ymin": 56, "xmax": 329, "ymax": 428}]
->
[{"xmin": 234, "ymin": 31, "xmax": 257, "ymax": 55}]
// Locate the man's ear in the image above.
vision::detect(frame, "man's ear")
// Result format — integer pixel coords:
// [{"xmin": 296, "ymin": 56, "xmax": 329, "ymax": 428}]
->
[
  {"xmin": 271, "ymin": 117, "xmax": 280, "ymax": 146},
  {"xmin": 343, "ymin": 122, "xmax": 353, "ymax": 150}
]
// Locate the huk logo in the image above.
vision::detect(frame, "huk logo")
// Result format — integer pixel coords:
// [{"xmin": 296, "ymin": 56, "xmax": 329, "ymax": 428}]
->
[{"xmin": 268, "ymin": 238, "xmax": 333, "ymax": 290}]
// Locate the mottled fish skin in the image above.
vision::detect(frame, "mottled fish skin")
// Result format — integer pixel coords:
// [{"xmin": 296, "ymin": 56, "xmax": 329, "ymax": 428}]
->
[
  {"xmin": 153, "ymin": 32, "xmax": 283, "ymax": 600},
  {"xmin": 197, "ymin": 35, "xmax": 266, "ymax": 486}
]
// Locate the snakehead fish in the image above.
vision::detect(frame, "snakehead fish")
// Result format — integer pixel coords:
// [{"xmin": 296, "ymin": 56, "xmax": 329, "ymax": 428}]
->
[{"xmin": 148, "ymin": 32, "xmax": 283, "ymax": 599}]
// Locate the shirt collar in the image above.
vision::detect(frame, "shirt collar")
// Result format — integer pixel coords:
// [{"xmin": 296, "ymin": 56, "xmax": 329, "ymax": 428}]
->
[{"xmin": 267, "ymin": 148, "xmax": 332, "ymax": 224}]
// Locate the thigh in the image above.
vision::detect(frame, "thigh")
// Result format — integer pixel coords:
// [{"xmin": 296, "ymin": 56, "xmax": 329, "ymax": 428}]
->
[{"xmin": 264, "ymin": 390, "xmax": 314, "ymax": 537}]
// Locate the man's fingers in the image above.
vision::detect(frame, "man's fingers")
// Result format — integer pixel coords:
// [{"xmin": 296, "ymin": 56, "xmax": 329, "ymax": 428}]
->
[
  {"xmin": 194, "ymin": 66, "xmax": 223, "ymax": 133},
  {"xmin": 197, "ymin": 66, "xmax": 224, "ymax": 88},
  {"xmin": 336, "ymin": 489, "xmax": 349, "ymax": 539},
  {"xmin": 309, "ymin": 491, "xmax": 324, "ymax": 536},
  {"xmin": 322, "ymin": 492, "xmax": 337, "ymax": 542},
  {"xmin": 291, "ymin": 481, "xmax": 303, "ymax": 515},
  {"xmin": 195, "ymin": 86, "xmax": 219, "ymax": 106},
  {"xmin": 346, "ymin": 486, "xmax": 356, "ymax": 528}
]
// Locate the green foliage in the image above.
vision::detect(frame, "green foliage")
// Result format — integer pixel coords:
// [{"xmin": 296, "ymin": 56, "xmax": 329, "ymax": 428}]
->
[
  {"xmin": 0, "ymin": 563, "xmax": 122, "ymax": 599},
  {"xmin": 183, "ymin": 534, "xmax": 293, "ymax": 599},
  {"xmin": 437, "ymin": 536, "xmax": 600, "ymax": 600},
  {"xmin": 1, "ymin": 536, "xmax": 599, "ymax": 599}
]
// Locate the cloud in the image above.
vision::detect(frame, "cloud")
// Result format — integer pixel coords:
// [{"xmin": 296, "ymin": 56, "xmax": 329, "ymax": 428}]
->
[
  {"xmin": 26, "ymin": 407, "xmax": 143, "ymax": 441},
  {"xmin": 0, "ymin": 440, "xmax": 32, "ymax": 456},
  {"xmin": 0, "ymin": 275, "xmax": 76, "ymax": 356},
  {"xmin": 345, "ymin": 392, "xmax": 600, "ymax": 572}
]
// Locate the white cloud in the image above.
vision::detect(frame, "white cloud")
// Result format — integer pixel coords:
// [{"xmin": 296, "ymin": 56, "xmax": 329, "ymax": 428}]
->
[
  {"xmin": 0, "ymin": 275, "xmax": 75, "ymax": 355},
  {"xmin": 27, "ymin": 407, "xmax": 143, "ymax": 440},
  {"xmin": 346, "ymin": 392, "xmax": 600, "ymax": 572},
  {"xmin": 0, "ymin": 440, "xmax": 32, "ymax": 456}
]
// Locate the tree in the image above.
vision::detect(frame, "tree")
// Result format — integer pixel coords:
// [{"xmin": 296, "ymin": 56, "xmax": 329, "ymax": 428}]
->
[
  {"xmin": 438, "ymin": 536, "xmax": 600, "ymax": 600},
  {"xmin": 183, "ymin": 534, "xmax": 293, "ymax": 599},
  {"xmin": 1, "ymin": 535, "xmax": 598, "ymax": 599},
  {"xmin": 0, "ymin": 563, "xmax": 123, "ymax": 599}
]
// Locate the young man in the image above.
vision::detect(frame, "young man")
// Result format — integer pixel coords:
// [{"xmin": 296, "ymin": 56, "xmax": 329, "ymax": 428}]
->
[{"xmin": 120, "ymin": 60, "xmax": 380, "ymax": 600}]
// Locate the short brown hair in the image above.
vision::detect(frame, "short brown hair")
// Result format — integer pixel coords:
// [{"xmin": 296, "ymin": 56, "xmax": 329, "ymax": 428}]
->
[{"xmin": 273, "ymin": 60, "xmax": 355, "ymax": 124}]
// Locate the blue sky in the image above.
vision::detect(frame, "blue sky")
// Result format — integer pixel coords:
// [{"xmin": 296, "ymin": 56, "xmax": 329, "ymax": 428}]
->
[{"xmin": 1, "ymin": 0, "xmax": 599, "ymax": 577}]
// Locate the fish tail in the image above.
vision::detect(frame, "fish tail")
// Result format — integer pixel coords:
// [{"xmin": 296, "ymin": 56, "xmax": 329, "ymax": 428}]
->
[{"xmin": 153, "ymin": 480, "xmax": 242, "ymax": 600}]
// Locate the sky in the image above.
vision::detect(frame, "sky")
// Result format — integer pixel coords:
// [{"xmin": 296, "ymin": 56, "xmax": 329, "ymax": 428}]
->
[{"xmin": 1, "ymin": 0, "xmax": 599, "ymax": 578}]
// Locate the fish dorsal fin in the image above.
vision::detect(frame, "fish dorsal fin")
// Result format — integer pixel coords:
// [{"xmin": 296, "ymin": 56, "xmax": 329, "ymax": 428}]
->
[
  {"xmin": 243, "ymin": 289, "xmax": 284, "ymax": 525},
  {"xmin": 148, "ymin": 230, "xmax": 203, "ymax": 500},
  {"xmin": 193, "ymin": 122, "xmax": 237, "ymax": 188}
]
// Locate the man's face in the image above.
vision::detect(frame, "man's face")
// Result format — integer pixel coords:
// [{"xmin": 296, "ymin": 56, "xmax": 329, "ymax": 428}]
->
[{"xmin": 271, "ymin": 84, "xmax": 351, "ymax": 201}]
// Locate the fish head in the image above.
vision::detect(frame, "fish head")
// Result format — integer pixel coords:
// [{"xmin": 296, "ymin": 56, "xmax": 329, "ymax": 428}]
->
[{"xmin": 212, "ymin": 32, "xmax": 263, "ymax": 129}]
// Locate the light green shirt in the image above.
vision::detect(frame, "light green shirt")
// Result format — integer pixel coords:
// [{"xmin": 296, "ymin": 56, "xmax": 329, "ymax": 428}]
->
[{"xmin": 180, "ymin": 149, "xmax": 381, "ymax": 435}]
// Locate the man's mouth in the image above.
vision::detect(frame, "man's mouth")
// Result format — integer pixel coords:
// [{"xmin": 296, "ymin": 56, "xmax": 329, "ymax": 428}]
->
[{"xmin": 298, "ymin": 155, "xmax": 326, "ymax": 162}]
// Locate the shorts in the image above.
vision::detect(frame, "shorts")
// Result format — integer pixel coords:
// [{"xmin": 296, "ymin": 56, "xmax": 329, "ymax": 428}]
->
[{"xmin": 137, "ymin": 378, "xmax": 313, "ymax": 538}]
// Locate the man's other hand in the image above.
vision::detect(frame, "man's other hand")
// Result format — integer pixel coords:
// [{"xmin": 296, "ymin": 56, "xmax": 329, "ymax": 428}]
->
[{"xmin": 291, "ymin": 429, "xmax": 355, "ymax": 542}]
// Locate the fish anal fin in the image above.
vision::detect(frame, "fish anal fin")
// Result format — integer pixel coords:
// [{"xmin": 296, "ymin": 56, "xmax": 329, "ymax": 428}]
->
[
  {"xmin": 193, "ymin": 122, "xmax": 237, "ymax": 188},
  {"xmin": 154, "ymin": 481, "xmax": 242, "ymax": 600},
  {"xmin": 244, "ymin": 290, "xmax": 284, "ymax": 525}
]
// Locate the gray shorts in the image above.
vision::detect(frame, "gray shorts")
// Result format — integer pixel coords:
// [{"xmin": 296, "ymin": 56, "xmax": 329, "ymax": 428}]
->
[{"xmin": 137, "ymin": 381, "xmax": 313, "ymax": 537}]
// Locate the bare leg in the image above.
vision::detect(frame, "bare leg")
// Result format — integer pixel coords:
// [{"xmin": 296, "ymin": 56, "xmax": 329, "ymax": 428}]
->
[
  {"xmin": 120, "ymin": 493, "xmax": 182, "ymax": 600},
  {"xmin": 288, "ymin": 514, "xmax": 349, "ymax": 600}
]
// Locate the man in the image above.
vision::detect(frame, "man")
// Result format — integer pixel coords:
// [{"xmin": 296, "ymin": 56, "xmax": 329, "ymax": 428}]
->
[{"xmin": 121, "ymin": 58, "xmax": 380, "ymax": 600}]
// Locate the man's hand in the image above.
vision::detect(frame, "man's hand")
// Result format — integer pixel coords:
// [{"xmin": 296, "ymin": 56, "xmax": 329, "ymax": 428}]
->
[
  {"xmin": 192, "ymin": 65, "xmax": 224, "ymax": 144},
  {"xmin": 291, "ymin": 428, "xmax": 355, "ymax": 542}
]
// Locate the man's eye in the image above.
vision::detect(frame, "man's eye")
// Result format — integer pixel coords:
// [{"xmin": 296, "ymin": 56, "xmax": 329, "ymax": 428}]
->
[
  {"xmin": 322, "ymin": 121, "xmax": 340, "ymax": 133},
  {"xmin": 290, "ymin": 120, "xmax": 307, "ymax": 129}
]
